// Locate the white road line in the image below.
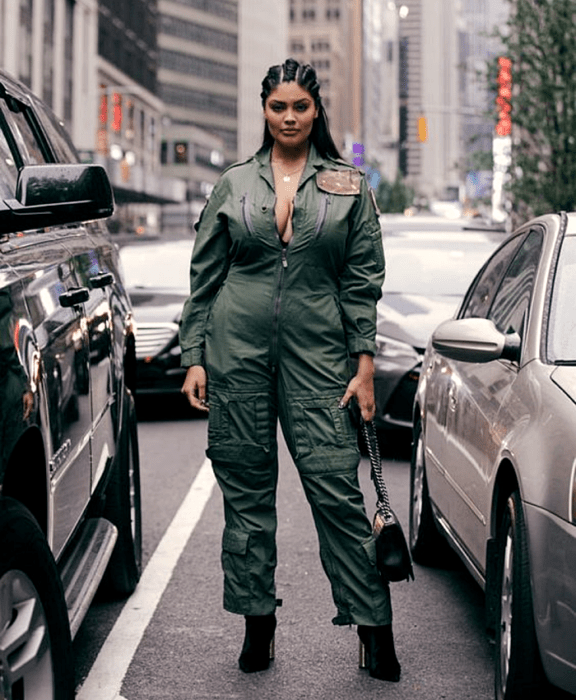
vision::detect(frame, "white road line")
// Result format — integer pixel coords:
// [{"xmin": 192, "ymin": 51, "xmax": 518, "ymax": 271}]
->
[{"xmin": 76, "ymin": 457, "xmax": 216, "ymax": 700}]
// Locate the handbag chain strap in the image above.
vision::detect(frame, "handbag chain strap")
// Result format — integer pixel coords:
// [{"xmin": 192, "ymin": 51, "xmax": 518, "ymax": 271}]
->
[{"xmin": 361, "ymin": 419, "xmax": 393, "ymax": 518}]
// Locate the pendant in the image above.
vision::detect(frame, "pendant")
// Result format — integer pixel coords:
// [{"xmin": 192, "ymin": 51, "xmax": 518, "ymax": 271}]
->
[{"xmin": 283, "ymin": 175, "xmax": 291, "ymax": 182}]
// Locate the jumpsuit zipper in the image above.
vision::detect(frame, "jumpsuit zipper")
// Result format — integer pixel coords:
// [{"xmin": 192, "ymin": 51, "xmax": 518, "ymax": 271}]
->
[
  {"xmin": 269, "ymin": 195, "xmax": 291, "ymax": 371},
  {"xmin": 269, "ymin": 245, "xmax": 287, "ymax": 372},
  {"xmin": 241, "ymin": 193, "xmax": 255, "ymax": 234},
  {"xmin": 314, "ymin": 192, "xmax": 330, "ymax": 237}
]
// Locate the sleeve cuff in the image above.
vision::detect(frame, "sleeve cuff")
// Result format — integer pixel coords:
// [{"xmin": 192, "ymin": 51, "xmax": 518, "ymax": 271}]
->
[{"xmin": 180, "ymin": 348, "xmax": 204, "ymax": 367}]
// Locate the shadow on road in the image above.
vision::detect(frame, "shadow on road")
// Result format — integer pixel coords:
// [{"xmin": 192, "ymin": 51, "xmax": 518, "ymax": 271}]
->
[{"xmin": 135, "ymin": 393, "xmax": 206, "ymax": 422}]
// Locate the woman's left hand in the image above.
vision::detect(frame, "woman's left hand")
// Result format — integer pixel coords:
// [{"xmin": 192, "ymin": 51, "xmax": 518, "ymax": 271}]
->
[{"xmin": 339, "ymin": 354, "xmax": 376, "ymax": 422}]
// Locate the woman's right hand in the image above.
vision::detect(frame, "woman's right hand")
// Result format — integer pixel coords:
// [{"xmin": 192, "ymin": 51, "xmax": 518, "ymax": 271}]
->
[{"xmin": 181, "ymin": 365, "xmax": 209, "ymax": 412}]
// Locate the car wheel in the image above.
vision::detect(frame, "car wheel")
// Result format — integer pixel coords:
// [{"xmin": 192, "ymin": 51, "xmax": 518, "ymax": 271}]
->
[
  {"xmin": 0, "ymin": 498, "xmax": 74, "ymax": 700},
  {"xmin": 494, "ymin": 491, "xmax": 548, "ymax": 700},
  {"xmin": 409, "ymin": 420, "xmax": 449, "ymax": 564},
  {"xmin": 101, "ymin": 392, "xmax": 142, "ymax": 597}
]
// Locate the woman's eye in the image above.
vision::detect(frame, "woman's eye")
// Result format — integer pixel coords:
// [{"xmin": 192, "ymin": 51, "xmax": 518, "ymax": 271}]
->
[
  {"xmin": 296, "ymin": 104, "xmax": 308, "ymax": 112},
  {"xmin": 271, "ymin": 104, "xmax": 284, "ymax": 112}
]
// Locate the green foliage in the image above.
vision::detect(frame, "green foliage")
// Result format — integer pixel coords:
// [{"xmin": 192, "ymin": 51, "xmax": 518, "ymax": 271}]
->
[
  {"xmin": 375, "ymin": 172, "xmax": 414, "ymax": 213},
  {"xmin": 498, "ymin": 0, "xmax": 576, "ymax": 221}
]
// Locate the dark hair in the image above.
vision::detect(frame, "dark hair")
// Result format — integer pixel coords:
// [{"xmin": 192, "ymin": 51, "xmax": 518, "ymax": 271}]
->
[{"xmin": 260, "ymin": 58, "xmax": 341, "ymax": 160}]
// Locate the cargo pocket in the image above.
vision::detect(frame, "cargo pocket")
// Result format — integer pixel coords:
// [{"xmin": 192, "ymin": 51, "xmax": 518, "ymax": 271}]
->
[
  {"xmin": 222, "ymin": 528, "xmax": 250, "ymax": 612},
  {"xmin": 208, "ymin": 391, "xmax": 271, "ymax": 451},
  {"xmin": 287, "ymin": 395, "xmax": 359, "ymax": 468}
]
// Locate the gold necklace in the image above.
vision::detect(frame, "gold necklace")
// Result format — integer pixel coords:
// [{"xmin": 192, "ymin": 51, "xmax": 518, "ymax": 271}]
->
[{"xmin": 271, "ymin": 159, "xmax": 306, "ymax": 183}]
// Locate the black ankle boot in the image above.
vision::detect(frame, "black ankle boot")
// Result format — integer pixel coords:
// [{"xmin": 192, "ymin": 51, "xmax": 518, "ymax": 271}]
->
[
  {"xmin": 238, "ymin": 614, "xmax": 276, "ymax": 673},
  {"xmin": 357, "ymin": 624, "xmax": 401, "ymax": 682}
]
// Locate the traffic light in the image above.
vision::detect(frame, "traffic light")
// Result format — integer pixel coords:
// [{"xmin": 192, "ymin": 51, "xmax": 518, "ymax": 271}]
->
[
  {"xmin": 417, "ymin": 116, "xmax": 428, "ymax": 143},
  {"xmin": 496, "ymin": 57, "xmax": 512, "ymax": 137}
]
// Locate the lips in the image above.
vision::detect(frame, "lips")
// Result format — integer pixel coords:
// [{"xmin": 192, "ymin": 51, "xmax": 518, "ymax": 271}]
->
[{"xmin": 282, "ymin": 129, "xmax": 299, "ymax": 135}]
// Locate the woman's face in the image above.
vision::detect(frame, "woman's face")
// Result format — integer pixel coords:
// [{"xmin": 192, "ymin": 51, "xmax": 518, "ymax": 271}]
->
[{"xmin": 264, "ymin": 81, "xmax": 318, "ymax": 150}]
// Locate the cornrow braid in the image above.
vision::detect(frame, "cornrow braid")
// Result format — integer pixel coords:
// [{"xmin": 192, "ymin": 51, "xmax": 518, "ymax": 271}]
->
[{"xmin": 260, "ymin": 58, "xmax": 341, "ymax": 160}]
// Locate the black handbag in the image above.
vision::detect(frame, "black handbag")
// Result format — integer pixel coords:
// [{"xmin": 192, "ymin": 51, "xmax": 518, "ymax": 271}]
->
[{"xmin": 361, "ymin": 419, "xmax": 414, "ymax": 583}]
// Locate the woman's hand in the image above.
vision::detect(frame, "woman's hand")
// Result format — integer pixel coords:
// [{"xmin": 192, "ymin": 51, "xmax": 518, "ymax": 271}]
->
[
  {"xmin": 181, "ymin": 365, "xmax": 209, "ymax": 412},
  {"xmin": 339, "ymin": 354, "xmax": 376, "ymax": 422}
]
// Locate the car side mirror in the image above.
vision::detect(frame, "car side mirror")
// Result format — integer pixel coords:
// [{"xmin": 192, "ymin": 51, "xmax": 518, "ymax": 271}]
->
[
  {"xmin": 431, "ymin": 318, "xmax": 521, "ymax": 363},
  {"xmin": 0, "ymin": 163, "xmax": 114, "ymax": 234}
]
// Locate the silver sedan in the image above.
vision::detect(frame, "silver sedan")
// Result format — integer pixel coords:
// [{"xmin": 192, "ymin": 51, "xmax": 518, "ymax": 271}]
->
[{"xmin": 411, "ymin": 212, "xmax": 576, "ymax": 699}]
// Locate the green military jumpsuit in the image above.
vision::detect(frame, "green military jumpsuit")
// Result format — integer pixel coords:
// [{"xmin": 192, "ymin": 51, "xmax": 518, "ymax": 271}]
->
[{"xmin": 180, "ymin": 142, "xmax": 392, "ymax": 627}]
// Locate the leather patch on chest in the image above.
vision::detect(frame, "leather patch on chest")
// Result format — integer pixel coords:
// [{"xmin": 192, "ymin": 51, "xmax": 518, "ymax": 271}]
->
[{"xmin": 316, "ymin": 170, "xmax": 362, "ymax": 195}]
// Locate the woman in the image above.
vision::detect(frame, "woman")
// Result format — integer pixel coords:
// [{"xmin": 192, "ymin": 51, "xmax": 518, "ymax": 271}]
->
[{"xmin": 180, "ymin": 58, "xmax": 400, "ymax": 681}]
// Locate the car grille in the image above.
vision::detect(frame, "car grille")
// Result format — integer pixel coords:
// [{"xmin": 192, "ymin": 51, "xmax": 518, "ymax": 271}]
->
[{"xmin": 135, "ymin": 322, "xmax": 179, "ymax": 360}]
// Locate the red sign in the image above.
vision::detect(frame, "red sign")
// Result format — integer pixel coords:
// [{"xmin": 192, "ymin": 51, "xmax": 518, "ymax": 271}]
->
[{"xmin": 496, "ymin": 57, "xmax": 512, "ymax": 137}]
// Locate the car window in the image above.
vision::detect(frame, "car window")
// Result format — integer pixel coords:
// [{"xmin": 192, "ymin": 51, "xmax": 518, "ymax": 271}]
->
[
  {"xmin": 460, "ymin": 234, "xmax": 525, "ymax": 319},
  {"xmin": 547, "ymin": 234, "xmax": 576, "ymax": 363},
  {"xmin": 488, "ymin": 228, "xmax": 543, "ymax": 336},
  {"xmin": 0, "ymin": 110, "xmax": 18, "ymax": 197},
  {"xmin": 1, "ymin": 95, "xmax": 49, "ymax": 165},
  {"xmin": 33, "ymin": 103, "xmax": 79, "ymax": 162}
]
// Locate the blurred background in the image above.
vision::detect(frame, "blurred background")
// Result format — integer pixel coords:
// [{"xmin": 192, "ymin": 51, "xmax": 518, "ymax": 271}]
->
[{"xmin": 0, "ymin": 0, "xmax": 511, "ymax": 237}]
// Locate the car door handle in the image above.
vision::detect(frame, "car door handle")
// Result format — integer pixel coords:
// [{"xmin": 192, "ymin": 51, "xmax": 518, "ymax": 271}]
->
[
  {"xmin": 59, "ymin": 287, "xmax": 90, "ymax": 308},
  {"xmin": 90, "ymin": 272, "xmax": 115, "ymax": 289}
]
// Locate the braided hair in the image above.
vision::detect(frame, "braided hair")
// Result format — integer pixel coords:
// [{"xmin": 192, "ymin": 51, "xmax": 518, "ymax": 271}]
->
[{"xmin": 260, "ymin": 58, "xmax": 341, "ymax": 160}]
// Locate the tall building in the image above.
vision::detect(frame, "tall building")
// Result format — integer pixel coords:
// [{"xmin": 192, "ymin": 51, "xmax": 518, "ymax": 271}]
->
[
  {"xmin": 0, "ymin": 0, "xmax": 99, "ymax": 153},
  {"xmin": 288, "ymin": 0, "xmax": 363, "ymax": 155},
  {"xmin": 459, "ymin": 0, "xmax": 509, "ymax": 207},
  {"xmin": 157, "ymin": 0, "xmax": 239, "ymax": 164},
  {"xmin": 363, "ymin": 0, "xmax": 400, "ymax": 182},
  {"xmin": 96, "ymin": 0, "xmax": 184, "ymax": 234},
  {"xmin": 238, "ymin": 0, "xmax": 289, "ymax": 160},
  {"xmin": 399, "ymin": 0, "xmax": 461, "ymax": 201}
]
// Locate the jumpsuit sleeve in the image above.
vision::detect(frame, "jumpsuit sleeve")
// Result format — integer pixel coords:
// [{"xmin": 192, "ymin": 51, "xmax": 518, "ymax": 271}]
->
[
  {"xmin": 180, "ymin": 177, "xmax": 231, "ymax": 367},
  {"xmin": 339, "ymin": 177, "xmax": 385, "ymax": 357}
]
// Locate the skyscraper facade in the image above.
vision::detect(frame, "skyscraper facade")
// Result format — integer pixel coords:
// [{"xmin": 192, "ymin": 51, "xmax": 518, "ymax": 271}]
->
[
  {"xmin": 288, "ymin": 0, "xmax": 362, "ymax": 154},
  {"xmin": 157, "ymin": 0, "xmax": 239, "ymax": 163}
]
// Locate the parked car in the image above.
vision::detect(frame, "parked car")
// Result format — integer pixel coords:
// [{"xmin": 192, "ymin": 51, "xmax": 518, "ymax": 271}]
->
[
  {"xmin": 119, "ymin": 238, "xmax": 192, "ymax": 395},
  {"xmin": 0, "ymin": 70, "xmax": 141, "ymax": 699},
  {"xmin": 373, "ymin": 225, "xmax": 503, "ymax": 437},
  {"xmin": 411, "ymin": 211, "xmax": 576, "ymax": 698}
]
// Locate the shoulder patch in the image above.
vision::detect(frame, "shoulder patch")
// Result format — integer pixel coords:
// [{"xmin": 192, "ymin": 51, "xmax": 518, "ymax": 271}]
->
[{"xmin": 316, "ymin": 169, "xmax": 362, "ymax": 195}]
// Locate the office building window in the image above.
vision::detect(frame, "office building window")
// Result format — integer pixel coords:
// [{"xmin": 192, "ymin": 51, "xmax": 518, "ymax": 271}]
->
[{"xmin": 160, "ymin": 16, "xmax": 237, "ymax": 54}]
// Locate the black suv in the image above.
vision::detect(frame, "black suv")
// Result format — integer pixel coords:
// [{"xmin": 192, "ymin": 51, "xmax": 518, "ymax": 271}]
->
[{"xmin": 0, "ymin": 71, "xmax": 141, "ymax": 698}]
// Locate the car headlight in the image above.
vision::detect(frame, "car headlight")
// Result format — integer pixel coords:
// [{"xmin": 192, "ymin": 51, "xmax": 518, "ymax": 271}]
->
[{"xmin": 375, "ymin": 333, "xmax": 423, "ymax": 363}]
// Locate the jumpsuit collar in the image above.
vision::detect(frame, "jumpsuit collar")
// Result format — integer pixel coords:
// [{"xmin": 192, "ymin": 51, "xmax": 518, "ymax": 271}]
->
[{"xmin": 254, "ymin": 141, "xmax": 326, "ymax": 192}]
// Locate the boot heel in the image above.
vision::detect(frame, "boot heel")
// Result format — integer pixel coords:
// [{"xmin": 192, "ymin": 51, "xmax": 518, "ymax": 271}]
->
[
  {"xmin": 358, "ymin": 639, "xmax": 368, "ymax": 669},
  {"xmin": 238, "ymin": 614, "xmax": 277, "ymax": 673},
  {"xmin": 269, "ymin": 635, "xmax": 275, "ymax": 661}
]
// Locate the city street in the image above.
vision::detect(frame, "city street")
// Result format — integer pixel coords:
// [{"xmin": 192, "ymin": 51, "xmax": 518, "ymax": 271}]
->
[{"xmin": 73, "ymin": 396, "xmax": 495, "ymax": 700}]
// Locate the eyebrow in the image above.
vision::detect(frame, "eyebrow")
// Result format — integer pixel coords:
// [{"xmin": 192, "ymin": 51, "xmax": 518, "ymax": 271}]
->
[{"xmin": 269, "ymin": 98, "xmax": 311, "ymax": 106}]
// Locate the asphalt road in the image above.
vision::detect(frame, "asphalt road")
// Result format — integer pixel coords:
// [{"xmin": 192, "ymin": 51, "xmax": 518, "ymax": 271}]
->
[{"xmin": 73, "ymin": 395, "xmax": 495, "ymax": 700}]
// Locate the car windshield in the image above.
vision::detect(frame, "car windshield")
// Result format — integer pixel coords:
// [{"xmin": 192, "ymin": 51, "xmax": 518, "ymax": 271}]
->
[
  {"xmin": 547, "ymin": 234, "xmax": 576, "ymax": 362},
  {"xmin": 383, "ymin": 232, "xmax": 502, "ymax": 296},
  {"xmin": 119, "ymin": 241, "xmax": 192, "ymax": 292}
]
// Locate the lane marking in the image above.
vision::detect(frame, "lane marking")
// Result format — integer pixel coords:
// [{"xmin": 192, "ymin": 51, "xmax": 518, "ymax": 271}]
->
[{"xmin": 76, "ymin": 457, "xmax": 216, "ymax": 700}]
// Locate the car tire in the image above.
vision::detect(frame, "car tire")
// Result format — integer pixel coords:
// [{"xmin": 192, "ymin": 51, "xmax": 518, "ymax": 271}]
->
[
  {"xmin": 101, "ymin": 391, "xmax": 142, "ymax": 597},
  {"xmin": 494, "ymin": 490, "xmax": 548, "ymax": 700},
  {"xmin": 409, "ymin": 420, "xmax": 451, "ymax": 564},
  {"xmin": 0, "ymin": 498, "xmax": 75, "ymax": 700}
]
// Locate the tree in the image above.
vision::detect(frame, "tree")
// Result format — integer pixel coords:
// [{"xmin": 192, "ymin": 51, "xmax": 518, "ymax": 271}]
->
[
  {"xmin": 499, "ymin": 0, "xmax": 576, "ymax": 223},
  {"xmin": 375, "ymin": 172, "xmax": 414, "ymax": 213}
]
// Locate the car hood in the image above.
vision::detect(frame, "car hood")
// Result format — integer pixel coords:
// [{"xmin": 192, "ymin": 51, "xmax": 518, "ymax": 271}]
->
[
  {"xmin": 377, "ymin": 292, "xmax": 460, "ymax": 350},
  {"xmin": 127, "ymin": 288, "xmax": 188, "ymax": 324},
  {"xmin": 551, "ymin": 366, "xmax": 576, "ymax": 404}
]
